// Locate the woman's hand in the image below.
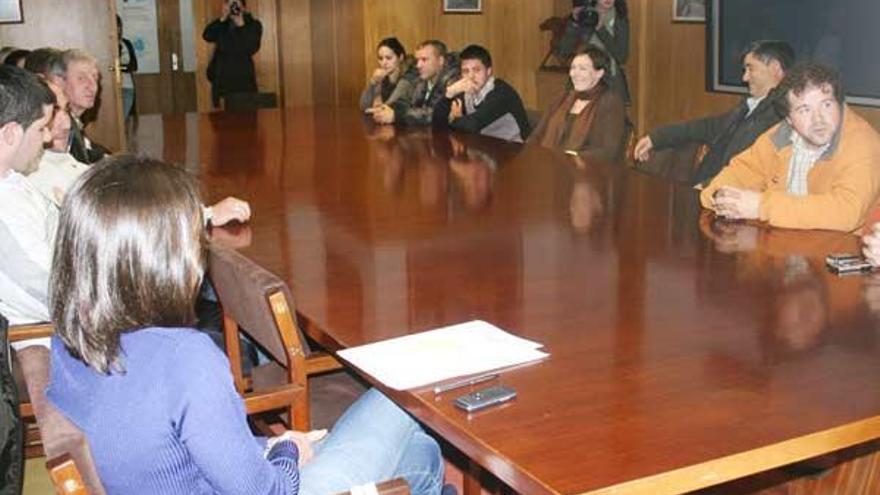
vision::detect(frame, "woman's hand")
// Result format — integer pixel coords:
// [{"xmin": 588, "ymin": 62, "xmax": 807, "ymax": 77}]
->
[
  {"xmin": 371, "ymin": 68, "xmax": 388, "ymax": 84},
  {"xmin": 267, "ymin": 429, "xmax": 328, "ymax": 466}
]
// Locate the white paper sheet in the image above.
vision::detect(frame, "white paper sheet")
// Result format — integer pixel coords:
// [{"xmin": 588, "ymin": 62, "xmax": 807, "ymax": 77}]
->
[{"xmin": 337, "ymin": 320, "xmax": 549, "ymax": 390}]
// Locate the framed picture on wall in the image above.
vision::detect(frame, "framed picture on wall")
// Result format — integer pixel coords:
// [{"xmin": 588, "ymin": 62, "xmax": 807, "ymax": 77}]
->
[
  {"xmin": 672, "ymin": 0, "xmax": 706, "ymax": 22},
  {"xmin": 0, "ymin": 0, "xmax": 22, "ymax": 24},
  {"xmin": 443, "ymin": 0, "xmax": 482, "ymax": 14}
]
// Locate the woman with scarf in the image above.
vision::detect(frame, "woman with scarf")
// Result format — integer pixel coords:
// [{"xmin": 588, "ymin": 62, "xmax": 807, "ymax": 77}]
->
[
  {"xmin": 529, "ymin": 46, "xmax": 626, "ymax": 161},
  {"xmin": 557, "ymin": 0, "xmax": 630, "ymax": 103}
]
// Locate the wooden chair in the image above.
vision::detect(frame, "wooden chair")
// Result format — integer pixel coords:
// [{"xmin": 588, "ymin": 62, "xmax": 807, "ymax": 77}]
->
[
  {"xmin": 42, "ymin": 453, "xmax": 410, "ymax": 495},
  {"xmin": 10, "ymin": 321, "xmax": 54, "ymax": 458},
  {"xmin": 16, "ymin": 345, "xmax": 106, "ymax": 495},
  {"xmin": 47, "ymin": 453, "xmax": 91, "ymax": 495},
  {"xmin": 208, "ymin": 243, "xmax": 341, "ymax": 431}
]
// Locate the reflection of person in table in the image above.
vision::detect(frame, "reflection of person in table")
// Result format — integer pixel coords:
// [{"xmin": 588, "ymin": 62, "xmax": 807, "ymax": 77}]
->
[{"xmin": 448, "ymin": 136, "xmax": 495, "ymax": 211}]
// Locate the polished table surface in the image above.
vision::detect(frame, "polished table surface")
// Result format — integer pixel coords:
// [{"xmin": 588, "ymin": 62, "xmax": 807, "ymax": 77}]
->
[{"xmin": 138, "ymin": 108, "xmax": 880, "ymax": 494}]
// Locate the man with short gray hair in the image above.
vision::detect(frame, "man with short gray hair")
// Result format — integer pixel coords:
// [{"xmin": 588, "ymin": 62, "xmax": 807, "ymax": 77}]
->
[
  {"xmin": 58, "ymin": 48, "xmax": 107, "ymax": 164},
  {"xmin": 634, "ymin": 40, "xmax": 795, "ymax": 185}
]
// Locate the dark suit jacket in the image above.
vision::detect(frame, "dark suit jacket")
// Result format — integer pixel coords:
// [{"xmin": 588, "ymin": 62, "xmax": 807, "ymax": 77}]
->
[
  {"xmin": 68, "ymin": 117, "xmax": 107, "ymax": 165},
  {"xmin": 649, "ymin": 88, "xmax": 784, "ymax": 185}
]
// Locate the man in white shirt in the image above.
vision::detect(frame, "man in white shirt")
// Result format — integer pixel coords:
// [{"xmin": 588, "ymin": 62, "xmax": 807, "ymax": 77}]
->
[{"xmin": 0, "ymin": 66, "xmax": 57, "ymax": 324}]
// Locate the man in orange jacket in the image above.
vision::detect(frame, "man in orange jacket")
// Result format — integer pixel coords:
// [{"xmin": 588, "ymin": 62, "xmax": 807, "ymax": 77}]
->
[{"xmin": 700, "ymin": 62, "xmax": 880, "ymax": 232}]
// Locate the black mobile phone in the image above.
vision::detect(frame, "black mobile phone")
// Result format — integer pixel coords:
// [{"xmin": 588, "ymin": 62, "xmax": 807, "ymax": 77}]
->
[
  {"xmin": 826, "ymin": 253, "xmax": 875, "ymax": 275},
  {"xmin": 454, "ymin": 385, "xmax": 517, "ymax": 412},
  {"xmin": 825, "ymin": 253, "xmax": 861, "ymax": 265}
]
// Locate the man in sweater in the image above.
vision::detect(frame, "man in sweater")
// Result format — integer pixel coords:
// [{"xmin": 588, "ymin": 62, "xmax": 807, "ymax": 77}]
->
[
  {"xmin": 634, "ymin": 40, "xmax": 795, "ymax": 185},
  {"xmin": 433, "ymin": 44, "xmax": 531, "ymax": 143},
  {"xmin": 700, "ymin": 62, "xmax": 880, "ymax": 232}
]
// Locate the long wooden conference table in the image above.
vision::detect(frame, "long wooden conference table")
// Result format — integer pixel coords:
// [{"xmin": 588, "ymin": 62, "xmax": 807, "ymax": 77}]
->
[{"xmin": 141, "ymin": 108, "xmax": 880, "ymax": 494}]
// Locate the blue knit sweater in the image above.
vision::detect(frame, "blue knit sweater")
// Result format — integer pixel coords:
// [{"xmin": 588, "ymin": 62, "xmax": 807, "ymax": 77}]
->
[{"xmin": 47, "ymin": 327, "xmax": 300, "ymax": 494}]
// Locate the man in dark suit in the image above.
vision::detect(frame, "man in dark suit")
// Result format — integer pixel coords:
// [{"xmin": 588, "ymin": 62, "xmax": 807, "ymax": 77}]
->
[
  {"xmin": 58, "ymin": 49, "xmax": 108, "ymax": 164},
  {"xmin": 633, "ymin": 40, "xmax": 794, "ymax": 186}
]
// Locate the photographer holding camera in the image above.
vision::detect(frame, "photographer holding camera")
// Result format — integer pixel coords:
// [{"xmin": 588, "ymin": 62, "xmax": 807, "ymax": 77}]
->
[
  {"xmin": 555, "ymin": 0, "xmax": 630, "ymax": 104},
  {"xmin": 203, "ymin": 0, "xmax": 263, "ymax": 108}
]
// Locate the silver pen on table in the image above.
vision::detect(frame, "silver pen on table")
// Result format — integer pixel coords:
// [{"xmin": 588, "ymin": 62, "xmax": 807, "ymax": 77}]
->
[{"xmin": 433, "ymin": 373, "xmax": 500, "ymax": 395}]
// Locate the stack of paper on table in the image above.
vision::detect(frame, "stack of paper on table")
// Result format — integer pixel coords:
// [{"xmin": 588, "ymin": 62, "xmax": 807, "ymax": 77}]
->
[{"xmin": 337, "ymin": 320, "xmax": 549, "ymax": 390}]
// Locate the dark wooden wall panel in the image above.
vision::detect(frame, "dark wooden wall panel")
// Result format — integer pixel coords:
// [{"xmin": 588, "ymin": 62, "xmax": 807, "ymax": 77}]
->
[{"xmin": 278, "ymin": 0, "xmax": 314, "ymax": 107}]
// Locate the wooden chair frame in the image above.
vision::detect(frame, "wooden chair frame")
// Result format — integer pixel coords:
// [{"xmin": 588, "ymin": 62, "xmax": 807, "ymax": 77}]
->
[{"xmin": 221, "ymin": 289, "xmax": 310, "ymax": 430}]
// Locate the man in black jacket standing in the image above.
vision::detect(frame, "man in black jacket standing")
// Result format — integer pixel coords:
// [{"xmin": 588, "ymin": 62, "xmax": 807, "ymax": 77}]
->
[
  {"xmin": 203, "ymin": 0, "xmax": 262, "ymax": 108},
  {"xmin": 634, "ymin": 40, "xmax": 795, "ymax": 185}
]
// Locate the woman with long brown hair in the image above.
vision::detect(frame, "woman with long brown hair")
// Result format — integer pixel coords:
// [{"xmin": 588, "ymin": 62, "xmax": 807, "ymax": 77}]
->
[{"xmin": 46, "ymin": 155, "xmax": 444, "ymax": 495}]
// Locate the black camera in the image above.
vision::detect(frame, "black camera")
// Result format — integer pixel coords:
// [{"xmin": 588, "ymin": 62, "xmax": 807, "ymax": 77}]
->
[
  {"xmin": 229, "ymin": 1, "xmax": 242, "ymax": 16},
  {"xmin": 572, "ymin": 0, "xmax": 599, "ymax": 29}
]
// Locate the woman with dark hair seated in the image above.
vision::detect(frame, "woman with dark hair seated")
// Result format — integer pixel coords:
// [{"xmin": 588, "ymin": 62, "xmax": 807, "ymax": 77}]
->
[
  {"xmin": 360, "ymin": 37, "xmax": 415, "ymax": 112},
  {"xmin": 528, "ymin": 46, "xmax": 626, "ymax": 161},
  {"xmin": 46, "ymin": 155, "xmax": 444, "ymax": 495}
]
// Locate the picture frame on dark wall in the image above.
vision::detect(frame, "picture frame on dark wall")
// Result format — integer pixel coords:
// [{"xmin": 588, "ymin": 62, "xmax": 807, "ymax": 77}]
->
[
  {"xmin": 443, "ymin": 0, "xmax": 482, "ymax": 15},
  {"xmin": 0, "ymin": 0, "xmax": 23, "ymax": 24},
  {"xmin": 672, "ymin": 0, "xmax": 705, "ymax": 22}
]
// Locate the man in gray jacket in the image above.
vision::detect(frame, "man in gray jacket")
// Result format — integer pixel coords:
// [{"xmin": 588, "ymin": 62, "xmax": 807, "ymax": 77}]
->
[{"xmin": 634, "ymin": 40, "xmax": 794, "ymax": 185}]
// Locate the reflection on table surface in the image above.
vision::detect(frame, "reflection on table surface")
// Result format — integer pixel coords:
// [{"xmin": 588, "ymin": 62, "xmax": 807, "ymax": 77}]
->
[{"xmin": 140, "ymin": 108, "xmax": 880, "ymax": 495}]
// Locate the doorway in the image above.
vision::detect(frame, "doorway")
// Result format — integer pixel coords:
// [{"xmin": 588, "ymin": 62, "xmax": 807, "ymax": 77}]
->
[{"xmin": 118, "ymin": 0, "xmax": 198, "ymax": 115}]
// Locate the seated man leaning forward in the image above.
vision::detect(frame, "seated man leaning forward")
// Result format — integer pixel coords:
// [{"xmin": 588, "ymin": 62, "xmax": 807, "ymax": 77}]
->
[
  {"xmin": 634, "ymin": 40, "xmax": 794, "ymax": 185},
  {"xmin": 700, "ymin": 62, "xmax": 880, "ymax": 232},
  {"xmin": 433, "ymin": 44, "xmax": 531, "ymax": 143}
]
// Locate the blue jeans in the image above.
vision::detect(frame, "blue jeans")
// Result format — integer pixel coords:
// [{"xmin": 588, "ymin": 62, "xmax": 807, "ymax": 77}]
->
[{"xmin": 299, "ymin": 389, "xmax": 443, "ymax": 495}]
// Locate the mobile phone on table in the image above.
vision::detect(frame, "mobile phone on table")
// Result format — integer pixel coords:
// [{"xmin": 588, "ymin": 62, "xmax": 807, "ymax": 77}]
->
[
  {"xmin": 454, "ymin": 385, "xmax": 517, "ymax": 412},
  {"xmin": 825, "ymin": 253, "xmax": 875, "ymax": 275}
]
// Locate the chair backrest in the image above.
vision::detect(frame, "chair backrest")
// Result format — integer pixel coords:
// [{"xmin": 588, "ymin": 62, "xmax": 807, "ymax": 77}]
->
[
  {"xmin": 16, "ymin": 346, "xmax": 106, "ymax": 495},
  {"xmin": 207, "ymin": 244, "xmax": 312, "ymax": 375}
]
